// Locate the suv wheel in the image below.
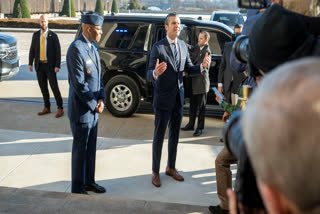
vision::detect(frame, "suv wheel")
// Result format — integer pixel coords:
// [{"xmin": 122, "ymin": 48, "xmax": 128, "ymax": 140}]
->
[{"xmin": 105, "ymin": 75, "xmax": 141, "ymax": 117}]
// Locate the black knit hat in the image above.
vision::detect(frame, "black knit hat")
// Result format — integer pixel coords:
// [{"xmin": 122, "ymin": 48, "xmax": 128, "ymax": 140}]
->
[{"xmin": 249, "ymin": 4, "xmax": 309, "ymax": 73}]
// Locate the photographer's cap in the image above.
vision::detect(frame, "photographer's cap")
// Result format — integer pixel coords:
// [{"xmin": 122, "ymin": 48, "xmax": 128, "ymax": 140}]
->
[
  {"xmin": 81, "ymin": 12, "xmax": 103, "ymax": 26},
  {"xmin": 249, "ymin": 4, "xmax": 309, "ymax": 73}
]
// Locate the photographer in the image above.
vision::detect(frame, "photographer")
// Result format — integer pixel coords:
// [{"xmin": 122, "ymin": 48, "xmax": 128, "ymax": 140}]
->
[
  {"xmin": 228, "ymin": 57, "xmax": 320, "ymax": 214},
  {"xmin": 222, "ymin": 2, "xmax": 320, "ymax": 213},
  {"xmin": 230, "ymin": 0, "xmax": 320, "ymax": 75}
]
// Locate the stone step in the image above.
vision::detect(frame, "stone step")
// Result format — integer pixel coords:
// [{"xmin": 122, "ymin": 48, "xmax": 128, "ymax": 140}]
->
[{"xmin": 0, "ymin": 186, "xmax": 209, "ymax": 214}]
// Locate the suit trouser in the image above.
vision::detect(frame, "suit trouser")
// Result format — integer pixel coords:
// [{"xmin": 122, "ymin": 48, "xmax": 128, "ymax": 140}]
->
[
  {"xmin": 215, "ymin": 146, "xmax": 237, "ymax": 210},
  {"xmin": 188, "ymin": 93, "xmax": 207, "ymax": 130},
  {"xmin": 70, "ymin": 118, "xmax": 98, "ymax": 193},
  {"xmin": 152, "ymin": 94, "xmax": 183, "ymax": 173},
  {"xmin": 36, "ymin": 63, "xmax": 63, "ymax": 109}
]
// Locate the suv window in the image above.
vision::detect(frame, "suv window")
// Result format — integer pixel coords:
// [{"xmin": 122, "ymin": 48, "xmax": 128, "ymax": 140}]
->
[
  {"xmin": 156, "ymin": 27, "xmax": 166, "ymax": 42},
  {"xmin": 100, "ymin": 23, "xmax": 149, "ymax": 51},
  {"xmin": 179, "ymin": 24, "xmax": 191, "ymax": 44},
  {"xmin": 131, "ymin": 25, "xmax": 149, "ymax": 51},
  {"xmin": 197, "ymin": 28, "xmax": 229, "ymax": 56}
]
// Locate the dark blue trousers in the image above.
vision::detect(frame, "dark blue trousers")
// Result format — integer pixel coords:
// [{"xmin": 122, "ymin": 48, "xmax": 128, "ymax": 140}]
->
[
  {"xmin": 70, "ymin": 119, "xmax": 98, "ymax": 193},
  {"xmin": 152, "ymin": 95, "xmax": 183, "ymax": 173}
]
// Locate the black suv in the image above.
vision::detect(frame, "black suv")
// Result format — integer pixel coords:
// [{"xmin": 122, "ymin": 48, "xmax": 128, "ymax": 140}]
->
[{"xmin": 77, "ymin": 15, "xmax": 232, "ymax": 117}]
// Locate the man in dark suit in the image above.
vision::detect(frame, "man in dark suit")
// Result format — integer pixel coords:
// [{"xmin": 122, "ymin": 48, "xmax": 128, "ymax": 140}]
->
[
  {"xmin": 218, "ymin": 24, "xmax": 243, "ymax": 121},
  {"xmin": 29, "ymin": 15, "xmax": 63, "ymax": 118},
  {"xmin": 66, "ymin": 12, "xmax": 106, "ymax": 194},
  {"xmin": 147, "ymin": 13, "xmax": 211, "ymax": 188},
  {"xmin": 181, "ymin": 31, "xmax": 211, "ymax": 137}
]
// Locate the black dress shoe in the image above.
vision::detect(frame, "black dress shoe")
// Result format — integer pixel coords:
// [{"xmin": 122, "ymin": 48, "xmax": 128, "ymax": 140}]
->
[
  {"xmin": 79, "ymin": 190, "xmax": 88, "ymax": 195},
  {"xmin": 208, "ymin": 205, "xmax": 229, "ymax": 214},
  {"xmin": 85, "ymin": 183, "xmax": 106, "ymax": 193},
  {"xmin": 193, "ymin": 128, "xmax": 202, "ymax": 137},
  {"xmin": 181, "ymin": 124, "xmax": 194, "ymax": 131}
]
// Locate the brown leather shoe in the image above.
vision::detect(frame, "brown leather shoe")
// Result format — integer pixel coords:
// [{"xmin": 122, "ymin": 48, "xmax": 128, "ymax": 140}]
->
[
  {"xmin": 152, "ymin": 172, "xmax": 161, "ymax": 187},
  {"xmin": 55, "ymin": 108, "xmax": 64, "ymax": 118},
  {"xmin": 38, "ymin": 107, "xmax": 51, "ymax": 116},
  {"xmin": 165, "ymin": 167, "xmax": 184, "ymax": 181}
]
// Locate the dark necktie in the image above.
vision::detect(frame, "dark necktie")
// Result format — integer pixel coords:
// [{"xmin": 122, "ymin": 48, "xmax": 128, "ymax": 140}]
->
[{"xmin": 172, "ymin": 43, "xmax": 179, "ymax": 71}]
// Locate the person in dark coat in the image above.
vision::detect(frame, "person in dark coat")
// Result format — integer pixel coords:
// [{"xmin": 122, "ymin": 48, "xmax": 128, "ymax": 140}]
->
[
  {"xmin": 29, "ymin": 15, "xmax": 63, "ymax": 118},
  {"xmin": 181, "ymin": 31, "xmax": 211, "ymax": 137},
  {"xmin": 147, "ymin": 13, "xmax": 211, "ymax": 188},
  {"xmin": 66, "ymin": 12, "xmax": 106, "ymax": 194}
]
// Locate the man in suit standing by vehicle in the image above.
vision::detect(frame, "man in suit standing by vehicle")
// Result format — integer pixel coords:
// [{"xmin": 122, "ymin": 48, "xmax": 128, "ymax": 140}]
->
[
  {"xmin": 181, "ymin": 31, "xmax": 211, "ymax": 137},
  {"xmin": 29, "ymin": 15, "xmax": 64, "ymax": 118},
  {"xmin": 66, "ymin": 12, "xmax": 106, "ymax": 194},
  {"xmin": 147, "ymin": 13, "xmax": 211, "ymax": 188},
  {"xmin": 218, "ymin": 24, "xmax": 245, "ymax": 122}
]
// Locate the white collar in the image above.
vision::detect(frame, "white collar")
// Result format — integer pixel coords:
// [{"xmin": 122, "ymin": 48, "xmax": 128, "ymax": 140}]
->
[
  {"xmin": 167, "ymin": 36, "xmax": 177, "ymax": 45},
  {"xmin": 41, "ymin": 28, "xmax": 48, "ymax": 34},
  {"xmin": 82, "ymin": 33, "xmax": 93, "ymax": 49}
]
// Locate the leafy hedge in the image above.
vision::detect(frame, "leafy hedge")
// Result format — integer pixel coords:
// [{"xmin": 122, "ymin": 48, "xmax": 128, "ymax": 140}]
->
[{"xmin": 12, "ymin": 0, "xmax": 31, "ymax": 18}]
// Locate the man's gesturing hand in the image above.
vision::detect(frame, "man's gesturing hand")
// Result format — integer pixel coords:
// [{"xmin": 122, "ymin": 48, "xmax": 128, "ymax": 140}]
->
[
  {"xmin": 202, "ymin": 53, "xmax": 211, "ymax": 68},
  {"xmin": 154, "ymin": 58, "xmax": 167, "ymax": 77}
]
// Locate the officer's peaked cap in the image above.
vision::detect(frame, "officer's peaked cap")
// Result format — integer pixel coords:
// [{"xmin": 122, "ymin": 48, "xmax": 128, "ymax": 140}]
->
[{"xmin": 81, "ymin": 12, "xmax": 103, "ymax": 26}]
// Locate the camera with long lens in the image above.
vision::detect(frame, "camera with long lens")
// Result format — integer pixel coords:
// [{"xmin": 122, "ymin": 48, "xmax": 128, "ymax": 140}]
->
[
  {"xmin": 232, "ymin": 0, "xmax": 269, "ymax": 64},
  {"xmin": 232, "ymin": 35, "xmax": 249, "ymax": 64},
  {"xmin": 223, "ymin": 111, "xmax": 265, "ymax": 209}
]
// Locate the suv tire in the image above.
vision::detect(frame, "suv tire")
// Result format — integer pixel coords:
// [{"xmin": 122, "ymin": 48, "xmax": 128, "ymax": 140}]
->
[{"xmin": 105, "ymin": 75, "xmax": 141, "ymax": 117}]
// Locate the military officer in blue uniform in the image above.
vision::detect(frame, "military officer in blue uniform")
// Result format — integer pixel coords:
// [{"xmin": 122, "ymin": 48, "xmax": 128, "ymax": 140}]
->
[{"xmin": 66, "ymin": 12, "xmax": 106, "ymax": 194}]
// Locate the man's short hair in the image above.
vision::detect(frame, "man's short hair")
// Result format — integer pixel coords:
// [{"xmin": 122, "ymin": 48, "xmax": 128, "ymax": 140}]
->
[
  {"xmin": 234, "ymin": 24, "xmax": 243, "ymax": 30},
  {"xmin": 242, "ymin": 57, "xmax": 320, "ymax": 213},
  {"xmin": 200, "ymin": 31, "xmax": 210, "ymax": 41},
  {"xmin": 165, "ymin": 13, "xmax": 178, "ymax": 25}
]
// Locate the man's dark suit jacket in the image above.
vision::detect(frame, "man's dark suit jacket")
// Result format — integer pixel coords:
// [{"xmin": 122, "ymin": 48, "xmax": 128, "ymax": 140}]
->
[
  {"xmin": 147, "ymin": 38, "xmax": 201, "ymax": 110},
  {"xmin": 218, "ymin": 42, "xmax": 233, "ymax": 98},
  {"xmin": 191, "ymin": 44, "xmax": 211, "ymax": 95},
  {"xmin": 29, "ymin": 30, "xmax": 61, "ymax": 71}
]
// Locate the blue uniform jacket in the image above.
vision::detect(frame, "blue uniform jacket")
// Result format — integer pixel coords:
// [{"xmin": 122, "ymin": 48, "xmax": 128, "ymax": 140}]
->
[
  {"xmin": 147, "ymin": 38, "xmax": 201, "ymax": 110},
  {"xmin": 67, "ymin": 34, "xmax": 106, "ymax": 123}
]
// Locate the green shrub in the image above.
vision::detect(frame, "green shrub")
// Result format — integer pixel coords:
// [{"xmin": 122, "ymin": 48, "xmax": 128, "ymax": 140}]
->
[
  {"xmin": 95, "ymin": 0, "xmax": 104, "ymax": 15},
  {"xmin": 111, "ymin": 0, "xmax": 119, "ymax": 13},
  {"xmin": 61, "ymin": 0, "xmax": 76, "ymax": 17},
  {"xmin": 13, "ymin": 0, "xmax": 31, "ymax": 18},
  {"xmin": 128, "ymin": 0, "xmax": 140, "ymax": 10}
]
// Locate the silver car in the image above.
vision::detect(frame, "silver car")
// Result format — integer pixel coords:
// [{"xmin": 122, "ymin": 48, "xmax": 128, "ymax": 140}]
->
[{"xmin": 0, "ymin": 32, "xmax": 19, "ymax": 81}]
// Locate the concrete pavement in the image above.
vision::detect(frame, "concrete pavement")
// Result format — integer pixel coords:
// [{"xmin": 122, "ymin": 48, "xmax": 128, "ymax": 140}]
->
[
  {"xmin": 0, "ymin": 128, "xmax": 224, "ymax": 206},
  {"xmin": 0, "ymin": 99, "xmax": 236, "ymax": 213}
]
